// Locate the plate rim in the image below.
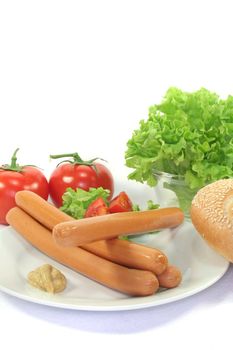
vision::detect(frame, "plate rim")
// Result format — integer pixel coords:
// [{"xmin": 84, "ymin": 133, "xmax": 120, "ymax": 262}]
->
[{"xmin": 0, "ymin": 225, "xmax": 229, "ymax": 311}]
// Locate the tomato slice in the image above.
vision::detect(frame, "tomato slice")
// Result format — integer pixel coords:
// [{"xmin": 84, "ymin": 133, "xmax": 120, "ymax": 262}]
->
[
  {"xmin": 109, "ymin": 191, "xmax": 133, "ymax": 213},
  {"xmin": 84, "ymin": 197, "xmax": 109, "ymax": 218}
]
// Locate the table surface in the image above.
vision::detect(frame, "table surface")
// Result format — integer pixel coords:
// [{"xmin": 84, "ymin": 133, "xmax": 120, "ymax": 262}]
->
[{"xmin": 1, "ymin": 1, "xmax": 233, "ymax": 348}]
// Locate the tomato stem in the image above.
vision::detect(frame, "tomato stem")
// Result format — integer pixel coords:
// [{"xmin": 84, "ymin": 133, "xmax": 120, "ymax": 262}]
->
[
  {"xmin": 0, "ymin": 148, "xmax": 24, "ymax": 172},
  {"xmin": 0, "ymin": 148, "xmax": 40, "ymax": 172},
  {"xmin": 50, "ymin": 152, "xmax": 83, "ymax": 162},
  {"xmin": 10, "ymin": 148, "xmax": 20, "ymax": 169},
  {"xmin": 50, "ymin": 152, "xmax": 105, "ymax": 168}
]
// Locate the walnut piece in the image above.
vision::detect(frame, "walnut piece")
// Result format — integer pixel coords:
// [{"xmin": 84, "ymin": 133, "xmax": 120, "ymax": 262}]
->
[{"xmin": 28, "ymin": 264, "xmax": 67, "ymax": 293}]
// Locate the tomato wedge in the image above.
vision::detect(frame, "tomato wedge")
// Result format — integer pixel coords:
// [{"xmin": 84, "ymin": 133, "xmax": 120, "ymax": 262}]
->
[
  {"xmin": 109, "ymin": 191, "xmax": 133, "ymax": 213},
  {"xmin": 85, "ymin": 197, "xmax": 109, "ymax": 218}
]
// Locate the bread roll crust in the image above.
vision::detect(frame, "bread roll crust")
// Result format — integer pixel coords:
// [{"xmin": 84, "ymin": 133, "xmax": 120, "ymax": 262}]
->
[{"xmin": 190, "ymin": 179, "xmax": 233, "ymax": 262}]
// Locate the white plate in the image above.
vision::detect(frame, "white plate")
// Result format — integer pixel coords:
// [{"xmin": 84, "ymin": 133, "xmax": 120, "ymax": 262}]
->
[{"xmin": 0, "ymin": 220, "xmax": 229, "ymax": 311}]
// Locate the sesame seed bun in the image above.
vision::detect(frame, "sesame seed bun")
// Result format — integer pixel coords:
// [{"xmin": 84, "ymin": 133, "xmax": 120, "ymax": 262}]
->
[{"xmin": 190, "ymin": 179, "xmax": 233, "ymax": 262}]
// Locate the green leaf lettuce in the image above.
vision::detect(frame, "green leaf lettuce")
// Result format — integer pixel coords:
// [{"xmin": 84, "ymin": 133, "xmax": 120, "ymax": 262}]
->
[
  {"xmin": 125, "ymin": 87, "xmax": 233, "ymax": 190},
  {"xmin": 60, "ymin": 187, "xmax": 110, "ymax": 219}
]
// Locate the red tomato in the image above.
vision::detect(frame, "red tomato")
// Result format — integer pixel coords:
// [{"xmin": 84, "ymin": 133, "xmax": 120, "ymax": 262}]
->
[
  {"xmin": 84, "ymin": 197, "xmax": 109, "ymax": 218},
  {"xmin": 49, "ymin": 152, "xmax": 114, "ymax": 207},
  {"xmin": 0, "ymin": 149, "xmax": 49, "ymax": 225},
  {"xmin": 109, "ymin": 191, "xmax": 133, "ymax": 213}
]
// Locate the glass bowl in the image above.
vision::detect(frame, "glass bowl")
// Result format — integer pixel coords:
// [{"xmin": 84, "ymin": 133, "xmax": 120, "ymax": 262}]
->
[{"xmin": 152, "ymin": 170, "xmax": 200, "ymax": 218}]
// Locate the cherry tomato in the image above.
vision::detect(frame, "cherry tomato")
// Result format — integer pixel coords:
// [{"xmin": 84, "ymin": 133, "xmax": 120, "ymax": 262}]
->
[
  {"xmin": 0, "ymin": 149, "xmax": 49, "ymax": 225},
  {"xmin": 84, "ymin": 197, "xmax": 109, "ymax": 218},
  {"xmin": 109, "ymin": 191, "xmax": 133, "ymax": 213},
  {"xmin": 49, "ymin": 152, "xmax": 114, "ymax": 207}
]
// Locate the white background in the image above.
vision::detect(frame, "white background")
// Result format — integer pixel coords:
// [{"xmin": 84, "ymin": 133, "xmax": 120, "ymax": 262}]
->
[{"xmin": 1, "ymin": 0, "xmax": 233, "ymax": 349}]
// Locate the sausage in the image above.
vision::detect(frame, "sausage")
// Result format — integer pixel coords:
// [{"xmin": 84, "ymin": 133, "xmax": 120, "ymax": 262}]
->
[
  {"xmin": 53, "ymin": 207, "xmax": 184, "ymax": 247},
  {"xmin": 157, "ymin": 265, "xmax": 182, "ymax": 288},
  {"xmin": 15, "ymin": 190, "xmax": 73, "ymax": 228},
  {"xmin": 6, "ymin": 207, "xmax": 159, "ymax": 296},
  {"xmin": 15, "ymin": 190, "xmax": 168, "ymax": 274},
  {"xmin": 82, "ymin": 240, "xmax": 168, "ymax": 275}
]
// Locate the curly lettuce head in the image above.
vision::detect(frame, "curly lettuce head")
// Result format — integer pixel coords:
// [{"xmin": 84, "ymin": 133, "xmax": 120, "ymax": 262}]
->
[{"xmin": 125, "ymin": 87, "xmax": 233, "ymax": 190}]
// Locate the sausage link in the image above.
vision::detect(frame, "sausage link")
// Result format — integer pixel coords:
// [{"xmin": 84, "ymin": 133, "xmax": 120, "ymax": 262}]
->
[
  {"xmin": 53, "ymin": 207, "xmax": 184, "ymax": 247},
  {"xmin": 15, "ymin": 190, "xmax": 73, "ymax": 228},
  {"xmin": 6, "ymin": 207, "xmax": 159, "ymax": 296},
  {"xmin": 157, "ymin": 265, "xmax": 182, "ymax": 288},
  {"xmin": 15, "ymin": 190, "xmax": 168, "ymax": 274},
  {"xmin": 82, "ymin": 239, "xmax": 168, "ymax": 275}
]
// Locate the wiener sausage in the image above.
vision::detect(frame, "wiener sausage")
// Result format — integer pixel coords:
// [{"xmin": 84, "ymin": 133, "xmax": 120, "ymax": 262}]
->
[
  {"xmin": 82, "ymin": 240, "xmax": 168, "ymax": 275},
  {"xmin": 15, "ymin": 190, "xmax": 73, "ymax": 228},
  {"xmin": 157, "ymin": 265, "xmax": 182, "ymax": 288},
  {"xmin": 6, "ymin": 207, "xmax": 159, "ymax": 296},
  {"xmin": 53, "ymin": 207, "xmax": 184, "ymax": 247},
  {"xmin": 15, "ymin": 191, "xmax": 168, "ymax": 274}
]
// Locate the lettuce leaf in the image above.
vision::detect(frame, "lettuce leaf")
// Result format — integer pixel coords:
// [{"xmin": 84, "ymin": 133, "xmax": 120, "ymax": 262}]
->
[
  {"xmin": 60, "ymin": 187, "xmax": 110, "ymax": 219},
  {"xmin": 125, "ymin": 87, "xmax": 233, "ymax": 190}
]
